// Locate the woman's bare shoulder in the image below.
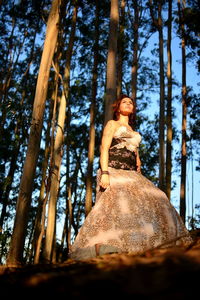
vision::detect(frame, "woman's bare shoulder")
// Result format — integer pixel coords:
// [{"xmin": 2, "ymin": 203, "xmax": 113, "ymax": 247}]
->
[
  {"xmin": 102, "ymin": 120, "xmax": 119, "ymax": 138},
  {"xmin": 104, "ymin": 120, "xmax": 118, "ymax": 129}
]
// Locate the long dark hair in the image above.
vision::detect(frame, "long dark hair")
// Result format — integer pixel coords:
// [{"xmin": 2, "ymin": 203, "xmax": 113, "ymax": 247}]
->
[{"xmin": 112, "ymin": 94, "xmax": 136, "ymax": 129}]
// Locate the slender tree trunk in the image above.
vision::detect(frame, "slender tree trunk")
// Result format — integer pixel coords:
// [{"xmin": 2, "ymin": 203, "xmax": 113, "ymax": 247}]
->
[
  {"xmin": 25, "ymin": 219, "xmax": 35, "ymax": 263},
  {"xmin": 66, "ymin": 184, "xmax": 72, "ymax": 253},
  {"xmin": 33, "ymin": 26, "xmax": 62, "ymax": 263},
  {"xmin": 117, "ymin": 0, "xmax": 126, "ymax": 97},
  {"xmin": 131, "ymin": 0, "xmax": 139, "ymax": 103},
  {"xmin": 65, "ymin": 158, "xmax": 81, "ymax": 254},
  {"xmin": 32, "ymin": 107, "xmax": 52, "ymax": 263},
  {"xmin": 166, "ymin": 0, "xmax": 172, "ymax": 200},
  {"xmin": 58, "ymin": 215, "xmax": 67, "ymax": 262},
  {"xmin": 34, "ymin": 188, "xmax": 50, "ymax": 264},
  {"xmin": 34, "ymin": 61, "xmax": 60, "ymax": 264},
  {"xmin": 65, "ymin": 104, "xmax": 72, "ymax": 255},
  {"xmin": 85, "ymin": 0, "xmax": 99, "ymax": 216},
  {"xmin": 178, "ymin": 0, "xmax": 187, "ymax": 223},
  {"xmin": 190, "ymin": 139, "xmax": 194, "ymax": 229},
  {"xmin": 158, "ymin": 1, "xmax": 165, "ymax": 192},
  {"xmin": 149, "ymin": 0, "xmax": 165, "ymax": 191},
  {"xmin": 6, "ymin": 0, "xmax": 61, "ymax": 266},
  {"xmin": 104, "ymin": 0, "xmax": 119, "ymax": 125},
  {"xmin": 43, "ymin": 5, "xmax": 78, "ymax": 262}
]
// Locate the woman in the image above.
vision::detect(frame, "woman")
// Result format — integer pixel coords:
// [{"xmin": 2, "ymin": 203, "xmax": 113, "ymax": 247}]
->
[{"xmin": 69, "ymin": 94, "xmax": 192, "ymax": 260}]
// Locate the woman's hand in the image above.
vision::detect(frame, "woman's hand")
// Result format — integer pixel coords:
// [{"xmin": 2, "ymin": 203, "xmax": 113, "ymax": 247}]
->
[{"xmin": 99, "ymin": 174, "xmax": 110, "ymax": 189}]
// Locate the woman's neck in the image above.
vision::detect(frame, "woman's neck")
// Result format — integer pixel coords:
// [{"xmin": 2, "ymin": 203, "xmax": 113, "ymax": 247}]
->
[{"xmin": 118, "ymin": 115, "xmax": 129, "ymax": 125}]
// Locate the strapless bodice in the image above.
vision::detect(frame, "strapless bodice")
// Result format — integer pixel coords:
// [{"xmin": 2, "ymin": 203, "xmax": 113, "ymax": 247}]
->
[{"xmin": 108, "ymin": 126, "xmax": 142, "ymax": 171}]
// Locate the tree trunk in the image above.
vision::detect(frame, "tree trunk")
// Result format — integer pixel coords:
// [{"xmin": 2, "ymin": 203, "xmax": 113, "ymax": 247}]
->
[
  {"xmin": 166, "ymin": 0, "xmax": 172, "ymax": 200},
  {"xmin": 178, "ymin": 0, "xmax": 187, "ymax": 223},
  {"xmin": 131, "ymin": 0, "xmax": 139, "ymax": 104},
  {"xmin": 66, "ymin": 184, "xmax": 72, "ymax": 254},
  {"xmin": 85, "ymin": 0, "xmax": 100, "ymax": 216},
  {"xmin": 149, "ymin": 0, "xmax": 165, "ymax": 191},
  {"xmin": 158, "ymin": 0, "xmax": 165, "ymax": 192},
  {"xmin": 33, "ymin": 24, "xmax": 63, "ymax": 263},
  {"xmin": 65, "ymin": 102, "xmax": 72, "ymax": 255},
  {"xmin": 32, "ymin": 106, "xmax": 52, "ymax": 263},
  {"xmin": 117, "ymin": 0, "xmax": 126, "ymax": 97},
  {"xmin": 43, "ymin": 4, "xmax": 78, "ymax": 262},
  {"xmin": 104, "ymin": 0, "xmax": 119, "ymax": 125},
  {"xmin": 6, "ymin": 0, "xmax": 61, "ymax": 266}
]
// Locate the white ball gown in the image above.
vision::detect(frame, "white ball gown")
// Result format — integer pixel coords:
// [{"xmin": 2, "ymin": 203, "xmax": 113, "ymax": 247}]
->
[{"xmin": 69, "ymin": 126, "xmax": 192, "ymax": 260}]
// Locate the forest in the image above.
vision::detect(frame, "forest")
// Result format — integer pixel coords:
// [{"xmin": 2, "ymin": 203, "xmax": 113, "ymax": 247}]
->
[{"xmin": 0, "ymin": 0, "xmax": 200, "ymax": 285}]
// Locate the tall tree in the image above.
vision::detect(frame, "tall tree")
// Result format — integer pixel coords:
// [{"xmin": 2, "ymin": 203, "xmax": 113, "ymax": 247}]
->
[
  {"xmin": 117, "ymin": 0, "xmax": 126, "ymax": 97},
  {"xmin": 6, "ymin": 0, "xmax": 62, "ymax": 266},
  {"xmin": 33, "ymin": 103, "xmax": 52, "ymax": 264},
  {"xmin": 104, "ymin": 0, "xmax": 119, "ymax": 124},
  {"xmin": 149, "ymin": 0, "xmax": 165, "ymax": 192},
  {"xmin": 178, "ymin": 0, "xmax": 187, "ymax": 223},
  {"xmin": 166, "ymin": 0, "xmax": 172, "ymax": 200},
  {"xmin": 131, "ymin": 0, "xmax": 139, "ymax": 104},
  {"xmin": 43, "ymin": 4, "xmax": 78, "ymax": 262},
  {"xmin": 85, "ymin": 0, "xmax": 100, "ymax": 216}
]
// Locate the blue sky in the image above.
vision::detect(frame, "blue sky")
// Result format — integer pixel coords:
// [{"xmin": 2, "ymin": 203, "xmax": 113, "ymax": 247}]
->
[{"xmin": 143, "ymin": 32, "xmax": 199, "ymax": 228}]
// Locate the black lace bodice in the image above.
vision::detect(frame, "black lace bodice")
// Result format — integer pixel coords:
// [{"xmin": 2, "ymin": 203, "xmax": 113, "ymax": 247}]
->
[{"xmin": 108, "ymin": 126, "xmax": 141, "ymax": 171}]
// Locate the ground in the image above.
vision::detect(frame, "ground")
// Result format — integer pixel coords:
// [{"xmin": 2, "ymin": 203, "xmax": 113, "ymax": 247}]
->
[{"xmin": 0, "ymin": 230, "xmax": 200, "ymax": 299}]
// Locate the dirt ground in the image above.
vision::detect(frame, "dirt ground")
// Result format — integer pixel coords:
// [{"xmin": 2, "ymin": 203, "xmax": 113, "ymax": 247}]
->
[{"xmin": 0, "ymin": 229, "xmax": 200, "ymax": 299}]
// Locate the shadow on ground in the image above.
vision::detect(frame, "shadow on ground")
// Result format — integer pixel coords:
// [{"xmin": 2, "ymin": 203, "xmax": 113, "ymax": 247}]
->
[{"xmin": 0, "ymin": 230, "xmax": 200, "ymax": 299}]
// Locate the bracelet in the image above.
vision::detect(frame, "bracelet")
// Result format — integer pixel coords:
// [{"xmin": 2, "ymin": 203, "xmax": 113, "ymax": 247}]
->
[{"xmin": 101, "ymin": 170, "xmax": 109, "ymax": 175}]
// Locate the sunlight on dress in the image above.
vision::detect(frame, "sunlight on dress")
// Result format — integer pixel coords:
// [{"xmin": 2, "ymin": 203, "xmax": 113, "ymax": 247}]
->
[{"xmin": 69, "ymin": 126, "xmax": 192, "ymax": 260}]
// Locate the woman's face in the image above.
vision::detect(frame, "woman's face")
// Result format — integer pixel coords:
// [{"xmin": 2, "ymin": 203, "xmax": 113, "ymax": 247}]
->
[{"xmin": 119, "ymin": 97, "xmax": 134, "ymax": 115}]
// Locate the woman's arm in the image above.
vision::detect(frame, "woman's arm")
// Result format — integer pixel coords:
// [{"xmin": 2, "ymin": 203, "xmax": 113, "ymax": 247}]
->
[{"xmin": 99, "ymin": 120, "xmax": 116, "ymax": 189}]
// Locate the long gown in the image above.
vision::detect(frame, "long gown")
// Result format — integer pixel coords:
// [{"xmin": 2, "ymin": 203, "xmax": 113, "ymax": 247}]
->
[{"xmin": 69, "ymin": 125, "xmax": 192, "ymax": 260}]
